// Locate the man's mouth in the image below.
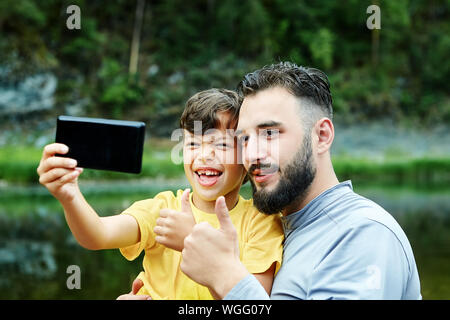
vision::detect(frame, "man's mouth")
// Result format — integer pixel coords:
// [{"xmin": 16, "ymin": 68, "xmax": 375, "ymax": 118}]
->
[
  {"xmin": 249, "ymin": 164, "xmax": 279, "ymax": 184},
  {"xmin": 194, "ymin": 168, "xmax": 223, "ymax": 187}
]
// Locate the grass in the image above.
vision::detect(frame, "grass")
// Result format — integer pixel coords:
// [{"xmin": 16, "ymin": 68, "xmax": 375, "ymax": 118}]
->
[
  {"xmin": 0, "ymin": 144, "xmax": 449, "ymax": 186},
  {"xmin": 0, "ymin": 142, "xmax": 185, "ymax": 183},
  {"xmin": 332, "ymin": 157, "xmax": 450, "ymax": 186}
]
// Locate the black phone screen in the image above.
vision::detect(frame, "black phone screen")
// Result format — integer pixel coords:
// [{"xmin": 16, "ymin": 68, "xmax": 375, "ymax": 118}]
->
[{"xmin": 55, "ymin": 116, "xmax": 146, "ymax": 174}]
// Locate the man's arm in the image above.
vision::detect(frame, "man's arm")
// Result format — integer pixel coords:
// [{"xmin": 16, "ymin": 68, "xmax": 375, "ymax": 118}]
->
[
  {"xmin": 223, "ymin": 274, "xmax": 270, "ymax": 300},
  {"xmin": 155, "ymin": 190, "xmax": 277, "ymax": 297},
  {"xmin": 308, "ymin": 221, "xmax": 414, "ymax": 299},
  {"xmin": 181, "ymin": 196, "xmax": 274, "ymax": 299}
]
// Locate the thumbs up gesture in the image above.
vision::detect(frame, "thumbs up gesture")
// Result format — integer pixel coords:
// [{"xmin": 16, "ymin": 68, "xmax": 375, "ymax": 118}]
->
[
  {"xmin": 211, "ymin": 196, "xmax": 240, "ymax": 258},
  {"xmin": 154, "ymin": 189, "xmax": 196, "ymax": 252},
  {"xmin": 180, "ymin": 196, "xmax": 249, "ymax": 298}
]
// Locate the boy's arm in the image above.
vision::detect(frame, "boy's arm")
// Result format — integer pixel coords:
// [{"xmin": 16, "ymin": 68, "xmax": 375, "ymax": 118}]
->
[
  {"xmin": 38, "ymin": 143, "xmax": 140, "ymax": 250},
  {"xmin": 62, "ymin": 188, "xmax": 140, "ymax": 250},
  {"xmin": 253, "ymin": 262, "xmax": 276, "ymax": 295}
]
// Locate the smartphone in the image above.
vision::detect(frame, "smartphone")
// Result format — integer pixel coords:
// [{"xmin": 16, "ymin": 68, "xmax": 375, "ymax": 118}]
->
[{"xmin": 55, "ymin": 115, "xmax": 146, "ymax": 174}]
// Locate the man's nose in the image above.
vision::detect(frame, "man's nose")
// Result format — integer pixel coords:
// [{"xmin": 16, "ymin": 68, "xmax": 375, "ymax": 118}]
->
[{"xmin": 245, "ymin": 135, "xmax": 267, "ymax": 164}]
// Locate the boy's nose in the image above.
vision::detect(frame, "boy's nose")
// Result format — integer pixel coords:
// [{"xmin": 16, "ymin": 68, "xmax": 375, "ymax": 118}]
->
[{"xmin": 199, "ymin": 145, "xmax": 215, "ymax": 162}]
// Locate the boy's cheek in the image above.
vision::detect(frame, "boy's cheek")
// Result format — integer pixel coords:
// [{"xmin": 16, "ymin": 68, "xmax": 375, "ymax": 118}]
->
[
  {"xmin": 218, "ymin": 149, "xmax": 239, "ymax": 165},
  {"xmin": 183, "ymin": 164, "xmax": 195, "ymax": 185},
  {"xmin": 215, "ymin": 152, "xmax": 228, "ymax": 165},
  {"xmin": 223, "ymin": 163, "xmax": 246, "ymax": 183},
  {"xmin": 182, "ymin": 150, "xmax": 195, "ymax": 165}
]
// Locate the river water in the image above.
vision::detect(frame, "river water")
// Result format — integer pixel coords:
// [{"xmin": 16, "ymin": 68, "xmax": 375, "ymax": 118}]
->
[{"xmin": 0, "ymin": 181, "xmax": 449, "ymax": 299}]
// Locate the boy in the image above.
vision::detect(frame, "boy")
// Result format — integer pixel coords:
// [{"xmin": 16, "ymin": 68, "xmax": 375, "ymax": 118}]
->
[{"xmin": 37, "ymin": 88, "xmax": 284, "ymax": 300}]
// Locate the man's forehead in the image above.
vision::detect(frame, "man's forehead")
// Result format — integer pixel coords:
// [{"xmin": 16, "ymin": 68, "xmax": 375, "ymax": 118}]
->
[
  {"xmin": 237, "ymin": 103, "xmax": 285, "ymax": 132},
  {"xmin": 237, "ymin": 88, "xmax": 300, "ymax": 131}
]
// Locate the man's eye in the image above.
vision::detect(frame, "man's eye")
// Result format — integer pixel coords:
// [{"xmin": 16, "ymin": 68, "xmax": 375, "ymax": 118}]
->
[
  {"xmin": 187, "ymin": 142, "xmax": 199, "ymax": 147},
  {"xmin": 261, "ymin": 129, "xmax": 279, "ymax": 138}
]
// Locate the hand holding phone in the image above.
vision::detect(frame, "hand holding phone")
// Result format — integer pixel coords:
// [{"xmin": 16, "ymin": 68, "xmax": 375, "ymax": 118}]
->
[
  {"xmin": 37, "ymin": 143, "xmax": 83, "ymax": 202},
  {"xmin": 54, "ymin": 116, "xmax": 146, "ymax": 174}
]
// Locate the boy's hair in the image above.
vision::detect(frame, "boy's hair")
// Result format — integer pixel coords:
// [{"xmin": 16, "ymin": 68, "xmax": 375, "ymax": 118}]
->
[
  {"xmin": 180, "ymin": 88, "xmax": 241, "ymax": 134},
  {"xmin": 237, "ymin": 61, "xmax": 333, "ymax": 132}
]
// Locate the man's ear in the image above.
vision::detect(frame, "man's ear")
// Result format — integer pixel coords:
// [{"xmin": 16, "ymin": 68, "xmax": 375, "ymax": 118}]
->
[{"xmin": 314, "ymin": 117, "xmax": 334, "ymax": 155}]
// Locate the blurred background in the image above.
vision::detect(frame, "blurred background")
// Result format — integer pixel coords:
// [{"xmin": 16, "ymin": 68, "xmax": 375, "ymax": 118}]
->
[{"xmin": 0, "ymin": 0, "xmax": 449, "ymax": 299}]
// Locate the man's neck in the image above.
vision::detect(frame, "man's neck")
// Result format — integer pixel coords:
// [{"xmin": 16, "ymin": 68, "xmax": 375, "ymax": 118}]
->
[{"xmin": 282, "ymin": 164, "xmax": 339, "ymax": 216}]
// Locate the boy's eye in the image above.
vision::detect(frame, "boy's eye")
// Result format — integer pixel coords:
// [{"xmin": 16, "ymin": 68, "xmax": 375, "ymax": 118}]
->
[
  {"xmin": 216, "ymin": 143, "xmax": 230, "ymax": 148},
  {"xmin": 239, "ymin": 135, "xmax": 249, "ymax": 144},
  {"xmin": 239, "ymin": 137, "xmax": 248, "ymax": 148},
  {"xmin": 187, "ymin": 142, "xmax": 199, "ymax": 147}
]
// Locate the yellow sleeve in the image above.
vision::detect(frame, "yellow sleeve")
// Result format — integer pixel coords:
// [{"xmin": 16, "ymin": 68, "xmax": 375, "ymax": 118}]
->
[
  {"xmin": 242, "ymin": 211, "xmax": 284, "ymax": 275},
  {"xmin": 119, "ymin": 191, "xmax": 175, "ymax": 261}
]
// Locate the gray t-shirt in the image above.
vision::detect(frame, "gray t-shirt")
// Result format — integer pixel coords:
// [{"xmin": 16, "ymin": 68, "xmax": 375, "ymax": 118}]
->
[{"xmin": 225, "ymin": 181, "xmax": 421, "ymax": 300}]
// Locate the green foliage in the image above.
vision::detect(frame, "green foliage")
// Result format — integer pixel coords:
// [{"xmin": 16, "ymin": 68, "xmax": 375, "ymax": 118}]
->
[
  {"xmin": 0, "ymin": 0, "xmax": 449, "ymax": 129},
  {"xmin": 97, "ymin": 59, "xmax": 143, "ymax": 118},
  {"xmin": 307, "ymin": 28, "xmax": 335, "ymax": 69}
]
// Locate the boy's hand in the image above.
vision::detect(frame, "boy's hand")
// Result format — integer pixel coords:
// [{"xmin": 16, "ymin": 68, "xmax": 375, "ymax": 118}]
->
[
  {"xmin": 37, "ymin": 143, "xmax": 83, "ymax": 203},
  {"xmin": 116, "ymin": 278, "xmax": 152, "ymax": 300},
  {"xmin": 154, "ymin": 189, "xmax": 196, "ymax": 251}
]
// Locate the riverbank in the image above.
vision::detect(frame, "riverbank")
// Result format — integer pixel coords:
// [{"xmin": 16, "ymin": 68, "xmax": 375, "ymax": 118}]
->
[
  {"xmin": 2, "ymin": 120, "xmax": 450, "ymax": 186},
  {"xmin": 1, "ymin": 144, "xmax": 449, "ymax": 187}
]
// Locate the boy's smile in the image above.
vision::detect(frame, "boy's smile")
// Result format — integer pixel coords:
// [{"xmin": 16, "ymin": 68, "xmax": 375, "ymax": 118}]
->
[
  {"xmin": 194, "ymin": 166, "xmax": 223, "ymax": 187},
  {"xmin": 183, "ymin": 112, "xmax": 246, "ymax": 212}
]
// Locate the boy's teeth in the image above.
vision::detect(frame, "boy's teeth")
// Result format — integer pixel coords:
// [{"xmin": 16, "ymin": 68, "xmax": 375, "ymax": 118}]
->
[{"xmin": 197, "ymin": 170, "xmax": 220, "ymax": 176}]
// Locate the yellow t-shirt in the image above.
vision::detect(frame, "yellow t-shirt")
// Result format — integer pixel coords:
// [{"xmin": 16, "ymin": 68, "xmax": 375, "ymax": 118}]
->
[{"xmin": 119, "ymin": 189, "xmax": 284, "ymax": 300}]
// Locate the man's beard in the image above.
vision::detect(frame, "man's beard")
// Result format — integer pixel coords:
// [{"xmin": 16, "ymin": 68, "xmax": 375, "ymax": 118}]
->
[{"xmin": 250, "ymin": 135, "xmax": 316, "ymax": 214}]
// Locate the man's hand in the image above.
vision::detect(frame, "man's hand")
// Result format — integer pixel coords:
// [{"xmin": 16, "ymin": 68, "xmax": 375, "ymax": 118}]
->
[
  {"xmin": 154, "ymin": 189, "xmax": 196, "ymax": 251},
  {"xmin": 180, "ymin": 196, "xmax": 250, "ymax": 299},
  {"xmin": 116, "ymin": 278, "xmax": 152, "ymax": 300}
]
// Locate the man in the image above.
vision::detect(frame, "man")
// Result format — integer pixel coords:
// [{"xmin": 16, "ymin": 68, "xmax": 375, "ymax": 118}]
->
[{"xmin": 179, "ymin": 62, "xmax": 421, "ymax": 299}]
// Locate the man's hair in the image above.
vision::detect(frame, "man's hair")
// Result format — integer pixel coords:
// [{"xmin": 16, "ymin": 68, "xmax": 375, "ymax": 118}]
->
[
  {"xmin": 237, "ymin": 61, "xmax": 333, "ymax": 131},
  {"xmin": 180, "ymin": 88, "xmax": 241, "ymax": 134}
]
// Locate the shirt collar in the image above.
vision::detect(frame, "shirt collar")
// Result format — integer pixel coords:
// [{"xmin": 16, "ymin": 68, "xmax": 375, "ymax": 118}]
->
[
  {"xmin": 281, "ymin": 180, "xmax": 353, "ymax": 236},
  {"xmin": 188, "ymin": 191, "xmax": 245, "ymax": 223}
]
